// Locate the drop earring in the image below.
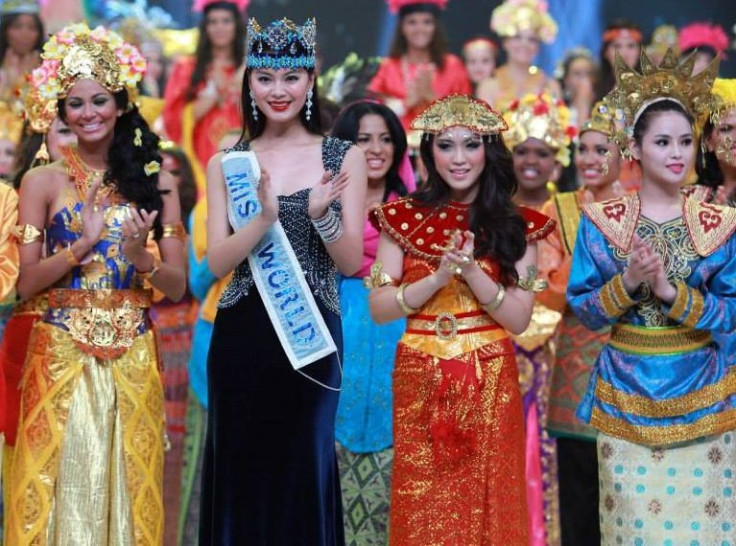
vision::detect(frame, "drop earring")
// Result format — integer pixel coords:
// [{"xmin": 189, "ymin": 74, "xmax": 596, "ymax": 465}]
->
[
  {"xmin": 305, "ymin": 88, "xmax": 313, "ymax": 122},
  {"xmin": 250, "ymin": 90, "xmax": 258, "ymax": 121}
]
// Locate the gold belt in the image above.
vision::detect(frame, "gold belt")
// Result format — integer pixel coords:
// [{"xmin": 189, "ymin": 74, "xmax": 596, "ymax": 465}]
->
[
  {"xmin": 406, "ymin": 310, "xmax": 500, "ymax": 341},
  {"xmin": 48, "ymin": 289, "xmax": 151, "ymax": 360},
  {"xmin": 609, "ymin": 324, "xmax": 712, "ymax": 355}
]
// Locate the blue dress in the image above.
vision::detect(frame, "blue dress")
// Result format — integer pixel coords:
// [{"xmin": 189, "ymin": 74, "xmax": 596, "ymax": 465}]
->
[{"xmin": 199, "ymin": 138, "xmax": 352, "ymax": 545}]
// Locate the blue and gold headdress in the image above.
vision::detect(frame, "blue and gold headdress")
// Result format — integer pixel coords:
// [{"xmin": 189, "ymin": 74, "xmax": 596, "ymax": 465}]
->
[{"xmin": 246, "ymin": 18, "xmax": 317, "ymax": 70}]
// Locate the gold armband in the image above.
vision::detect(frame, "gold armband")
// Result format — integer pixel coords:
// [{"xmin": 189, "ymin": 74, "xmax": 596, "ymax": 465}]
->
[
  {"xmin": 363, "ymin": 262, "xmax": 399, "ymax": 289},
  {"xmin": 161, "ymin": 222, "xmax": 186, "ymax": 241},
  {"xmin": 12, "ymin": 224, "xmax": 44, "ymax": 245},
  {"xmin": 482, "ymin": 283, "xmax": 506, "ymax": 313},
  {"xmin": 517, "ymin": 264, "xmax": 547, "ymax": 292}
]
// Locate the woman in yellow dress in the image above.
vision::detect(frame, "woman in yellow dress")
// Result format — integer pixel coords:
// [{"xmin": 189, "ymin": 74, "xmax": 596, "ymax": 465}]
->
[{"xmin": 6, "ymin": 23, "xmax": 186, "ymax": 545}]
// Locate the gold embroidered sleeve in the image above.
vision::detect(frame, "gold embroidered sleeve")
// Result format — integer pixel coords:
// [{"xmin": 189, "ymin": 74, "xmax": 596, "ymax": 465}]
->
[
  {"xmin": 161, "ymin": 222, "xmax": 186, "ymax": 241},
  {"xmin": 666, "ymin": 281, "xmax": 705, "ymax": 329},
  {"xmin": 600, "ymin": 273, "xmax": 637, "ymax": 318},
  {"xmin": 11, "ymin": 223, "xmax": 44, "ymax": 245},
  {"xmin": 363, "ymin": 262, "xmax": 399, "ymax": 289}
]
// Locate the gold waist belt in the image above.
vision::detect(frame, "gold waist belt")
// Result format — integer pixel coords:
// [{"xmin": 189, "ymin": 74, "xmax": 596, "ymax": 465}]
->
[
  {"xmin": 47, "ymin": 289, "xmax": 151, "ymax": 360},
  {"xmin": 407, "ymin": 310, "xmax": 501, "ymax": 341},
  {"xmin": 609, "ymin": 324, "xmax": 712, "ymax": 355}
]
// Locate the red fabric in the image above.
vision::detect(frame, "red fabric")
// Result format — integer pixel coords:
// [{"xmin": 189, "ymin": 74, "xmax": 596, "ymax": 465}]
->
[
  {"xmin": 162, "ymin": 57, "xmax": 242, "ymax": 170},
  {"xmin": 368, "ymin": 54, "xmax": 472, "ymax": 130},
  {"xmin": 0, "ymin": 314, "xmax": 41, "ymax": 445}
]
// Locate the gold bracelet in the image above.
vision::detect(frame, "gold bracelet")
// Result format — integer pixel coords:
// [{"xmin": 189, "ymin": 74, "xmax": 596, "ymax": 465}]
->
[
  {"xmin": 137, "ymin": 255, "xmax": 162, "ymax": 280},
  {"xmin": 65, "ymin": 246, "xmax": 79, "ymax": 267},
  {"xmin": 396, "ymin": 283, "xmax": 418, "ymax": 315},
  {"xmin": 482, "ymin": 283, "xmax": 506, "ymax": 313}
]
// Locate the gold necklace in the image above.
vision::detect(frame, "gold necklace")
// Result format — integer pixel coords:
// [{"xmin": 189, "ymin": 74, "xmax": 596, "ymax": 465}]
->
[{"xmin": 62, "ymin": 146, "xmax": 116, "ymax": 203}]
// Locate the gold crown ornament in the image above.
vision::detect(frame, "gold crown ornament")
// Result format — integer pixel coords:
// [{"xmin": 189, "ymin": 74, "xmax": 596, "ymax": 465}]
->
[
  {"xmin": 579, "ymin": 100, "xmax": 623, "ymax": 138},
  {"xmin": 607, "ymin": 48, "xmax": 720, "ymax": 133},
  {"xmin": 0, "ymin": 101, "xmax": 23, "ymax": 143},
  {"xmin": 410, "ymin": 94, "xmax": 508, "ymax": 136},
  {"xmin": 503, "ymin": 92, "xmax": 577, "ymax": 166},
  {"xmin": 490, "ymin": 0, "xmax": 558, "ymax": 44},
  {"xmin": 711, "ymin": 78, "xmax": 736, "ymax": 124},
  {"xmin": 30, "ymin": 23, "xmax": 146, "ymax": 104}
]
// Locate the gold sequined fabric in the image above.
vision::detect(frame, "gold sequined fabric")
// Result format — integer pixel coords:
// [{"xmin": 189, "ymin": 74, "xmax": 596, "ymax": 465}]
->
[{"xmin": 6, "ymin": 322, "xmax": 164, "ymax": 546}]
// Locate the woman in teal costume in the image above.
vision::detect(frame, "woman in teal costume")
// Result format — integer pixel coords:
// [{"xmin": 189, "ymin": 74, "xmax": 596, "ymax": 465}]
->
[
  {"xmin": 567, "ymin": 51, "xmax": 736, "ymax": 544},
  {"xmin": 330, "ymin": 101, "xmax": 413, "ymax": 544}
]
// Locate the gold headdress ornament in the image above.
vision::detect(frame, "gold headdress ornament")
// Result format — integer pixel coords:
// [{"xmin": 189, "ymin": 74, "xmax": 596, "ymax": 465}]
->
[
  {"xmin": 711, "ymin": 78, "xmax": 736, "ymax": 124},
  {"xmin": 410, "ymin": 94, "xmax": 508, "ymax": 136},
  {"xmin": 0, "ymin": 102, "xmax": 23, "ymax": 144},
  {"xmin": 490, "ymin": 0, "xmax": 558, "ymax": 45},
  {"xmin": 30, "ymin": 23, "xmax": 146, "ymax": 104},
  {"xmin": 580, "ymin": 100, "xmax": 622, "ymax": 138},
  {"xmin": 605, "ymin": 48, "xmax": 720, "ymax": 147},
  {"xmin": 20, "ymin": 80, "xmax": 56, "ymax": 135},
  {"xmin": 503, "ymin": 92, "xmax": 577, "ymax": 166}
]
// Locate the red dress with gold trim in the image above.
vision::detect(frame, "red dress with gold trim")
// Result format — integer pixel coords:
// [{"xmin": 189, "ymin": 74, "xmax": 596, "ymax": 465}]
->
[{"xmin": 372, "ymin": 197, "xmax": 553, "ymax": 545}]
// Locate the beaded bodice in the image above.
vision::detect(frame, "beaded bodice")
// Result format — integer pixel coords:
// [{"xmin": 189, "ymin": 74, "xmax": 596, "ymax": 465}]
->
[{"xmin": 219, "ymin": 137, "xmax": 352, "ymax": 315}]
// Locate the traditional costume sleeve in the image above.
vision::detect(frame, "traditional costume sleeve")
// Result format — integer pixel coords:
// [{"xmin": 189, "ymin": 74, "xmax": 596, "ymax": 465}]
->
[
  {"xmin": 566, "ymin": 216, "xmax": 637, "ymax": 331},
  {"xmin": 162, "ymin": 57, "xmax": 195, "ymax": 144},
  {"xmin": 0, "ymin": 185, "xmax": 18, "ymax": 300},
  {"xmin": 367, "ymin": 58, "xmax": 394, "ymax": 97},
  {"xmin": 536, "ymin": 199, "xmax": 569, "ymax": 312},
  {"xmin": 187, "ymin": 202, "xmax": 216, "ymax": 301}
]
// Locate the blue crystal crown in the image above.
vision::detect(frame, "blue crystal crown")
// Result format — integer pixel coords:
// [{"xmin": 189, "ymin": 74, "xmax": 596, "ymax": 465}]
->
[{"xmin": 247, "ymin": 18, "xmax": 317, "ymax": 70}]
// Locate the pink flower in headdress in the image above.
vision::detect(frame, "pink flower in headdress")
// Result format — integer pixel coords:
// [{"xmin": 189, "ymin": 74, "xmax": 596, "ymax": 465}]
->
[
  {"xmin": 55, "ymin": 28, "xmax": 76, "ymax": 45},
  {"xmin": 387, "ymin": 0, "xmax": 449, "ymax": 14},
  {"xmin": 131, "ymin": 55, "xmax": 147, "ymax": 75},
  {"xmin": 31, "ymin": 65, "xmax": 50, "ymax": 87},
  {"xmin": 679, "ymin": 22, "xmax": 729, "ymax": 54},
  {"xmin": 192, "ymin": 0, "xmax": 250, "ymax": 12},
  {"xmin": 116, "ymin": 43, "xmax": 138, "ymax": 64}
]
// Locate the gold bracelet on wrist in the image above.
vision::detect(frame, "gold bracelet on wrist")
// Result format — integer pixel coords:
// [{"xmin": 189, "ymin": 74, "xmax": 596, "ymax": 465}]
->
[
  {"xmin": 396, "ymin": 282, "xmax": 418, "ymax": 315},
  {"xmin": 65, "ymin": 246, "xmax": 80, "ymax": 267},
  {"xmin": 482, "ymin": 283, "xmax": 506, "ymax": 313}
]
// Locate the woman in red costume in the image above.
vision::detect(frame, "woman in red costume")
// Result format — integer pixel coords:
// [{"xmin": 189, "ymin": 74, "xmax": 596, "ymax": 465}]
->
[
  {"xmin": 368, "ymin": 0, "xmax": 471, "ymax": 131},
  {"xmin": 162, "ymin": 0, "xmax": 246, "ymax": 195},
  {"xmin": 368, "ymin": 94, "xmax": 554, "ymax": 544}
]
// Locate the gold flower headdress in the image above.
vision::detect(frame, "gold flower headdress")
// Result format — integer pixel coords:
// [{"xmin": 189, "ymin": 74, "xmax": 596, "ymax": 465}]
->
[
  {"xmin": 0, "ymin": 101, "xmax": 23, "ymax": 144},
  {"xmin": 711, "ymin": 78, "xmax": 736, "ymax": 124},
  {"xmin": 490, "ymin": 0, "xmax": 558, "ymax": 45},
  {"xmin": 31, "ymin": 23, "xmax": 146, "ymax": 104},
  {"xmin": 503, "ymin": 92, "xmax": 577, "ymax": 166},
  {"xmin": 410, "ymin": 94, "xmax": 508, "ymax": 136}
]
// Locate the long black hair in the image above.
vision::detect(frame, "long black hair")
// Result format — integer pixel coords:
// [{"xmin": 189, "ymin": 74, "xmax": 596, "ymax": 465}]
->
[
  {"xmin": 58, "ymin": 89, "xmax": 168, "ymax": 239},
  {"xmin": 696, "ymin": 118, "xmax": 725, "ymax": 190},
  {"xmin": 12, "ymin": 125, "xmax": 43, "ymax": 189},
  {"xmin": 388, "ymin": 8, "xmax": 448, "ymax": 69},
  {"xmin": 161, "ymin": 147, "xmax": 197, "ymax": 226},
  {"xmin": 187, "ymin": 1, "xmax": 246, "ymax": 101},
  {"xmin": 330, "ymin": 101, "xmax": 409, "ymax": 201},
  {"xmin": 0, "ymin": 12, "xmax": 44, "ymax": 61},
  {"xmin": 240, "ymin": 69, "xmax": 323, "ymax": 142},
  {"xmin": 415, "ymin": 134, "xmax": 527, "ymax": 285},
  {"xmin": 595, "ymin": 19, "xmax": 642, "ymax": 101}
]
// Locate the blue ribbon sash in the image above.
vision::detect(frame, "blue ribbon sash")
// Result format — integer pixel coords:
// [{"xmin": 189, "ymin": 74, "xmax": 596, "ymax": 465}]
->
[{"xmin": 222, "ymin": 151, "xmax": 337, "ymax": 369}]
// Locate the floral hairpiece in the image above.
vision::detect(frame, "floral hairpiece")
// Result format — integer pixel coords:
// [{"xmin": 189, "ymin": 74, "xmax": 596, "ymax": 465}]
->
[
  {"xmin": 490, "ymin": 0, "xmax": 558, "ymax": 45},
  {"xmin": 30, "ymin": 23, "xmax": 146, "ymax": 103}
]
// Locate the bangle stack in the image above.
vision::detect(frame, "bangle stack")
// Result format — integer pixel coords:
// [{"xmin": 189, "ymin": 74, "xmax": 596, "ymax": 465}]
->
[{"xmin": 311, "ymin": 207, "xmax": 343, "ymax": 244}]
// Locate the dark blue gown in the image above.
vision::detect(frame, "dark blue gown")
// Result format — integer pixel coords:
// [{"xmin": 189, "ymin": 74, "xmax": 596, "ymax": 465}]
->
[{"xmin": 199, "ymin": 138, "xmax": 352, "ymax": 545}]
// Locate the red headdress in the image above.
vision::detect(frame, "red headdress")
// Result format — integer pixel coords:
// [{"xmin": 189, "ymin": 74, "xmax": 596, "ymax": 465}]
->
[
  {"xmin": 192, "ymin": 0, "xmax": 249, "ymax": 12},
  {"xmin": 678, "ymin": 22, "xmax": 729, "ymax": 56},
  {"xmin": 387, "ymin": 0, "xmax": 448, "ymax": 15}
]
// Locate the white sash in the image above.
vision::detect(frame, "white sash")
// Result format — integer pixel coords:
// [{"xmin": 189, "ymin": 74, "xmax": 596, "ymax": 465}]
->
[{"xmin": 222, "ymin": 151, "xmax": 337, "ymax": 369}]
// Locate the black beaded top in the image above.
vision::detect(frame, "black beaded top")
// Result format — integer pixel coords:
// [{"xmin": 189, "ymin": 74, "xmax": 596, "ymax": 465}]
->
[{"xmin": 219, "ymin": 137, "xmax": 353, "ymax": 316}]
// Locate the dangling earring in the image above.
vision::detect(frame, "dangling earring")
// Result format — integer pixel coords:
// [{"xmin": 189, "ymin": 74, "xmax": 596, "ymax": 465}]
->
[
  {"xmin": 305, "ymin": 88, "xmax": 313, "ymax": 122},
  {"xmin": 700, "ymin": 139, "xmax": 707, "ymax": 169},
  {"xmin": 250, "ymin": 90, "xmax": 258, "ymax": 121}
]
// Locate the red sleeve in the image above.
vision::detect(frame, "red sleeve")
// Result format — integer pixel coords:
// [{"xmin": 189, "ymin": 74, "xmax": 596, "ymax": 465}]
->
[
  {"xmin": 162, "ymin": 57, "xmax": 196, "ymax": 144},
  {"xmin": 367, "ymin": 58, "xmax": 392, "ymax": 96},
  {"xmin": 445, "ymin": 54, "xmax": 472, "ymax": 95},
  {"xmin": 518, "ymin": 205, "xmax": 556, "ymax": 243}
]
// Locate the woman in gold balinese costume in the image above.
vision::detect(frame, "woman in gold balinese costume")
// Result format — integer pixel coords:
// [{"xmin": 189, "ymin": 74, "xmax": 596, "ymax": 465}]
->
[
  {"xmin": 5, "ymin": 23, "xmax": 186, "ymax": 545},
  {"xmin": 369, "ymin": 94, "xmax": 554, "ymax": 544}
]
